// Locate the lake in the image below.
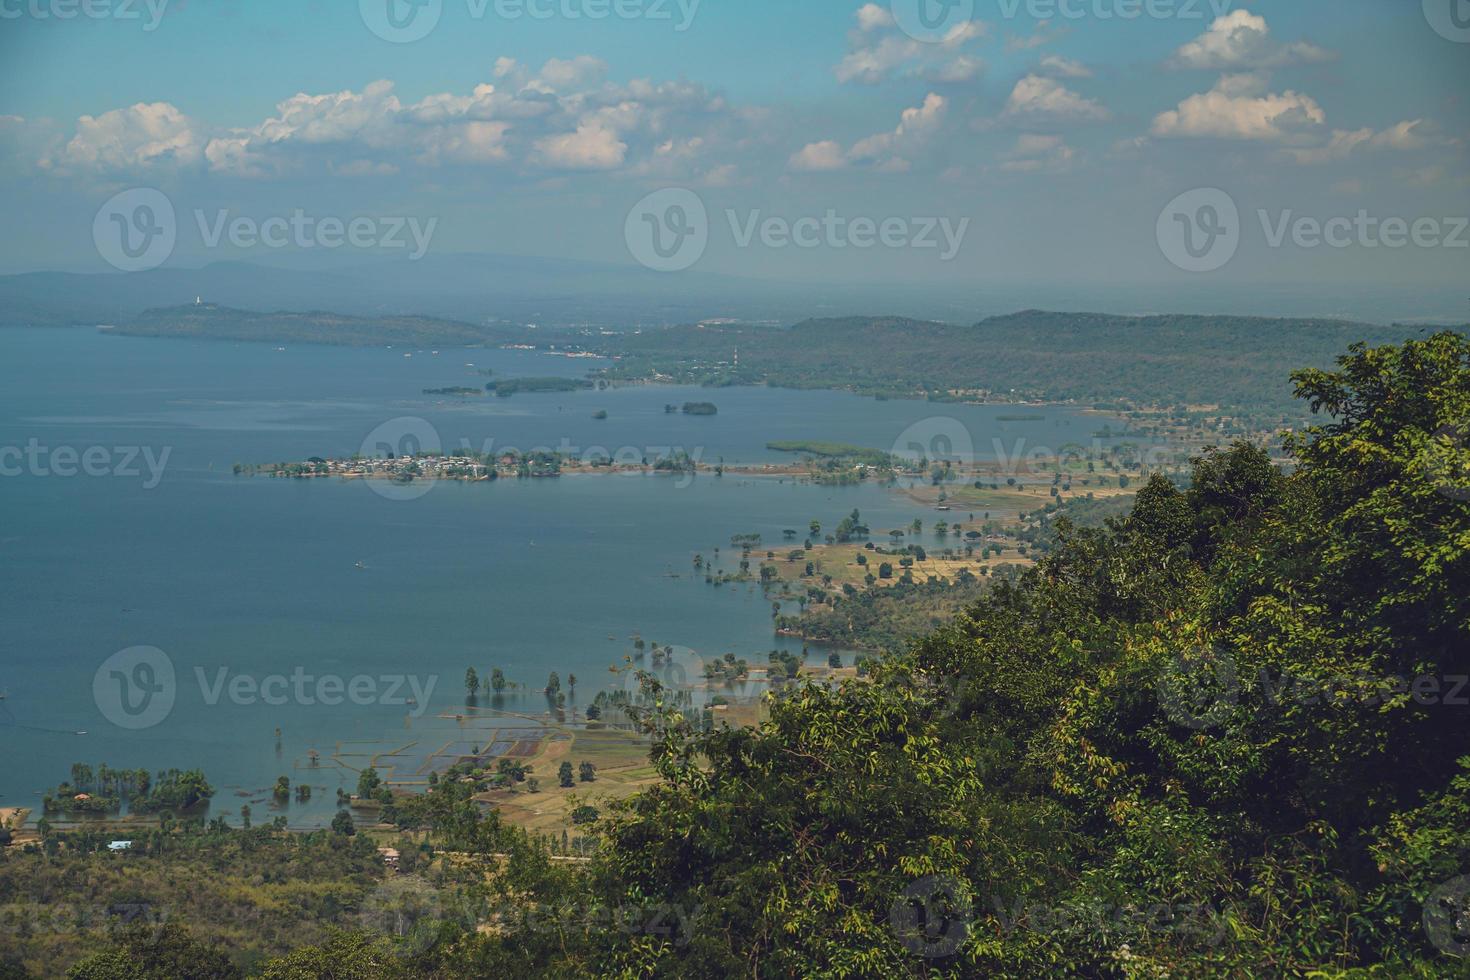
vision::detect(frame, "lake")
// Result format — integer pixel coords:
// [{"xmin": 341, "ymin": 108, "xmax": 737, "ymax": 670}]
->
[{"xmin": 0, "ymin": 327, "xmax": 1116, "ymax": 825}]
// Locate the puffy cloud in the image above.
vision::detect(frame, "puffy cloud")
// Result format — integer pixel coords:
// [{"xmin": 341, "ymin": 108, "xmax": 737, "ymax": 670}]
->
[
  {"xmin": 855, "ymin": 2, "xmax": 893, "ymax": 32},
  {"xmin": 45, "ymin": 102, "xmax": 200, "ymax": 173},
  {"xmin": 789, "ymin": 140, "xmax": 847, "ymax": 172},
  {"xmin": 849, "ymin": 92, "xmax": 947, "ymax": 163},
  {"xmin": 1151, "ymin": 74, "xmax": 1324, "ymax": 141},
  {"xmin": 419, "ymin": 121, "xmax": 513, "ymax": 166},
  {"xmin": 1170, "ymin": 10, "xmax": 1332, "ymax": 70},
  {"xmin": 534, "ymin": 124, "xmax": 627, "ymax": 170},
  {"xmin": 835, "ymin": 7, "xmax": 985, "ymax": 84},
  {"xmin": 25, "ymin": 61, "xmax": 734, "ymax": 181},
  {"xmin": 791, "ymin": 93, "xmax": 947, "ymax": 172},
  {"xmin": 1003, "ymin": 75, "xmax": 1109, "ymax": 123},
  {"xmin": 1038, "ymin": 54, "xmax": 1090, "ymax": 78}
]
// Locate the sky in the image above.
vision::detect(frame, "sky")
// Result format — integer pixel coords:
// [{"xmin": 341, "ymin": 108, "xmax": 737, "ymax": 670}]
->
[{"xmin": 1, "ymin": 0, "xmax": 1467, "ymax": 313}]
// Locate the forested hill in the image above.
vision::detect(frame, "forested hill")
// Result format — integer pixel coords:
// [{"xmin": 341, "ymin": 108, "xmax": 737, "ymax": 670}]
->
[{"xmin": 596, "ymin": 311, "xmax": 1423, "ymax": 413}]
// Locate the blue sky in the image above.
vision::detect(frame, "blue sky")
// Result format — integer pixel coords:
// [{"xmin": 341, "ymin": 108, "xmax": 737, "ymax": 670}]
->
[{"xmin": 1, "ymin": 0, "xmax": 1466, "ymax": 306}]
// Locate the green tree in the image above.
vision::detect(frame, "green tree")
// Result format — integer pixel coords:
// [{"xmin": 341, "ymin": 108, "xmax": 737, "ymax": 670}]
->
[
  {"xmin": 330, "ymin": 809, "xmax": 355, "ymax": 836},
  {"xmin": 68, "ymin": 925, "xmax": 241, "ymax": 980},
  {"xmin": 559, "ymin": 762, "xmax": 575, "ymax": 788},
  {"xmin": 257, "ymin": 931, "xmax": 409, "ymax": 980}
]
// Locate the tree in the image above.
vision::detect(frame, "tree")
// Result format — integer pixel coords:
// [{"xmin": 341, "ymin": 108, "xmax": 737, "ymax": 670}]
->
[
  {"xmin": 465, "ymin": 667, "xmax": 480, "ymax": 697},
  {"xmin": 357, "ymin": 767, "xmax": 382, "ymax": 799},
  {"xmin": 257, "ymin": 932, "xmax": 409, "ymax": 980},
  {"xmin": 559, "ymin": 761, "xmax": 575, "ymax": 787},
  {"xmin": 809, "ymin": 520, "xmax": 821, "ymax": 536},
  {"xmin": 579, "ymin": 761, "xmax": 596, "ymax": 783},
  {"xmin": 330, "ymin": 809, "xmax": 355, "ymax": 836},
  {"xmin": 546, "ymin": 671, "xmax": 561, "ymax": 695},
  {"xmin": 878, "ymin": 562, "xmax": 893, "ymax": 579},
  {"xmin": 490, "ymin": 667, "xmax": 507, "ymax": 693},
  {"xmin": 68, "ymin": 925, "xmax": 241, "ymax": 980}
]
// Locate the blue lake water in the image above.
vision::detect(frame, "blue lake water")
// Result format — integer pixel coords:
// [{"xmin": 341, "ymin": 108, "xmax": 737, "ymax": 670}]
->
[{"xmin": 0, "ymin": 328, "xmax": 1113, "ymax": 825}]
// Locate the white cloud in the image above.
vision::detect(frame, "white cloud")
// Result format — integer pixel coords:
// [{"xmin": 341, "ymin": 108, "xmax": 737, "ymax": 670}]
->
[
  {"xmin": 534, "ymin": 124, "xmax": 627, "ymax": 170},
  {"xmin": 29, "ymin": 63, "xmax": 746, "ymax": 180},
  {"xmin": 850, "ymin": 92, "xmax": 947, "ymax": 162},
  {"xmin": 45, "ymin": 102, "xmax": 200, "ymax": 173},
  {"xmin": 1003, "ymin": 75, "xmax": 1109, "ymax": 123},
  {"xmin": 793, "ymin": 93, "xmax": 947, "ymax": 173},
  {"xmin": 835, "ymin": 7, "xmax": 986, "ymax": 84},
  {"xmin": 789, "ymin": 140, "xmax": 848, "ymax": 172},
  {"xmin": 1151, "ymin": 74, "xmax": 1324, "ymax": 141},
  {"xmin": 1170, "ymin": 10, "xmax": 1332, "ymax": 70},
  {"xmin": 855, "ymin": 2, "xmax": 893, "ymax": 32},
  {"xmin": 1038, "ymin": 54, "xmax": 1091, "ymax": 78}
]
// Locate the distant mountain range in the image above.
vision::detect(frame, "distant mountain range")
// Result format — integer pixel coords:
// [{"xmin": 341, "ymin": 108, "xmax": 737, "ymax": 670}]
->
[{"xmin": 3, "ymin": 255, "xmax": 1466, "ymax": 329}]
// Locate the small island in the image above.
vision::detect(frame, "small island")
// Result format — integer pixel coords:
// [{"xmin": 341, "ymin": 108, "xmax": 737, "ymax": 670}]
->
[
  {"xmin": 423, "ymin": 386, "xmax": 484, "ymax": 396},
  {"xmin": 668, "ymin": 402, "xmax": 718, "ymax": 415},
  {"xmin": 487, "ymin": 377, "xmax": 594, "ymax": 397}
]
